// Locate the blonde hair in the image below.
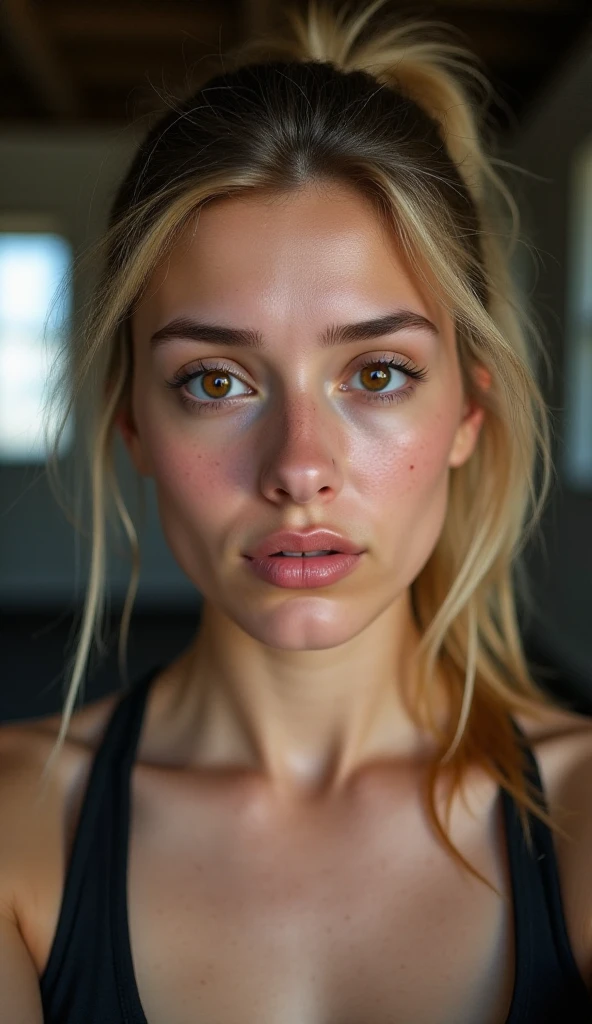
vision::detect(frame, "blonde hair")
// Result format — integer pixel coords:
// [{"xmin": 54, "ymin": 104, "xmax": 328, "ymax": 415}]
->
[{"xmin": 43, "ymin": 0, "xmax": 572, "ymax": 892}]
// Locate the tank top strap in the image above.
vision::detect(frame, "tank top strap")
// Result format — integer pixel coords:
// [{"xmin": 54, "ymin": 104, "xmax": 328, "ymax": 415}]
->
[
  {"xmin": 508, "ymin": 717, "xmax": 590, "ymax": 987},
  {"xmin": 39, "ymin": 664, "xmax": 161, "ymax": 999},
  {"xmin": 501, "ymin": 715, "xmax": 592, "ymax": 1022}
]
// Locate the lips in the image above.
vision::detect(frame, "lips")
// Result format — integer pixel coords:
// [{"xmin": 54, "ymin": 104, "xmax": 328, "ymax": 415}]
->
[
  {"xmin": 245, "ymin": 529, "xmax": 364, "ymax": 559},
  {"xmin": 271, "ymin": 550, "xmax": 335, "ymax": 556}
]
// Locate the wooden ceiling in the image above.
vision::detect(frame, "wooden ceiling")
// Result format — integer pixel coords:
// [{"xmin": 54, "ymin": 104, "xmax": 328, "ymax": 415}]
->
[{"xmin": 0, "ymin": 0, "xmax": 591, "ymax": 131}]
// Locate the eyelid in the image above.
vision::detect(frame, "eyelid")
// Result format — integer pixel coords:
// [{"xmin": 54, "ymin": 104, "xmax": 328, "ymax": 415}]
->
[
  {"xmin": 171, "ymin": 349, "xmax": 421, "ymax": 381},
  {"xmin": 164, "ymin": 350, "xmax": 429, "ymax": 408}
]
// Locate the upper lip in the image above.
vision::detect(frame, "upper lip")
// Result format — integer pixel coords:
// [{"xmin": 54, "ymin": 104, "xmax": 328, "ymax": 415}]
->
[{"xmin": 245, "ymin": 529, "xmax": 365, "ymax": 558}]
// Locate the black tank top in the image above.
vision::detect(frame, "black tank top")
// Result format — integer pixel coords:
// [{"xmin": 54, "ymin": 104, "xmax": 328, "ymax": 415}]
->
[{"xmin": 38, "ymin": 665, "xmax": 592, "ymax": 1023}]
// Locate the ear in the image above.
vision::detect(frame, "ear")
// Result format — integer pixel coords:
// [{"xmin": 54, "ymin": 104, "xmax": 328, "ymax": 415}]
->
[
  {"xmin": 448, "ymin": 365, "xmax": 491, "ymax": 469},
  {"xmin": 115, "ymin": 401, "xmax": 152, "ymax": 477}
]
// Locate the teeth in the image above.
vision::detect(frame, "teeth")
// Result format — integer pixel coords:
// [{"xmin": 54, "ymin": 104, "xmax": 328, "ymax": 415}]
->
[{"xmin": 278, "ymin": 550, "xmax": 334, "ymax": 557}]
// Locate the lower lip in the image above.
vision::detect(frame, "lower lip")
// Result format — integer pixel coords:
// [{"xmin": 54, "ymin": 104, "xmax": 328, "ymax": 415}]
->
[{"xmin": 243, "ymin": 553, "xmax": 363, "ymax": 589}]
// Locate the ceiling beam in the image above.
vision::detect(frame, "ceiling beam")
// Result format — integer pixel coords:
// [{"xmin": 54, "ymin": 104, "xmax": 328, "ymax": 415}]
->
[{"xmin": 0, "ymin": 0, "xmax": 78, "ymax": 117}]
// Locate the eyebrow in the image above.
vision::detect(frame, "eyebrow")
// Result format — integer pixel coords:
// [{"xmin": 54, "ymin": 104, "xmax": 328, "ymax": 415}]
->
[{"xmin": 149, "ymin": 309, "xmax": 439, "ymax": 350}]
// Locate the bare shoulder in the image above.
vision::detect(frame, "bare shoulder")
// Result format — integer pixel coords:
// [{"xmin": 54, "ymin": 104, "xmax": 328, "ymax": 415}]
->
[
  {"xmin": 0, "ymin": 686, "xmax": 123, "ymax": 807},
  {"xmin": 514, "ymin": 698, "xmax": 592, "ymax": 832},
  {"xmin": 516, "ymin": 697, "xmax": 592, "ymax": 981},
  {"xmin": 0, "ymin": 689, "xmax": 123, "ymax": 809},
  {"xmin": 0, "ymin": 691, "xmax": 120, "ymax": 931},
  {"xmin": 515, "ymin": 698, "xmax": 592, "ymax": 802},
  {"xmin": 0, "ymin": 663, "xmax": 181, "ymax": 934},
  {"xmin": 515, "ymin": 694, "xmax": 592, "ymax": 743}
]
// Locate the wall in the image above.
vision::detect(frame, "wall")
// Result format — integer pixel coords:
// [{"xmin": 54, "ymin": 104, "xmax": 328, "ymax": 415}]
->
[
  {"xmin": 0, "ymin": 129, "xmax": 197, "ymax": 610},
  {"xmin": 508, "ymin": 28, "xmax": 592, "ymax": 680}
]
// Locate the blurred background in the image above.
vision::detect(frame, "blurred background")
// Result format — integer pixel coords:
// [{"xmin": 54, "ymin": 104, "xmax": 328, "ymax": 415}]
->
[{"xmin": 0, "ymin": 0, "xmax": 591, "ymax": 721}]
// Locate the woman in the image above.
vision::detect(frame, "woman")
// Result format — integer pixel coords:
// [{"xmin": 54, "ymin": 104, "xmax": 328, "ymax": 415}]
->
[{"xmin": 1, "ymin": 1, "xmax": 591, "ymax": 1021}]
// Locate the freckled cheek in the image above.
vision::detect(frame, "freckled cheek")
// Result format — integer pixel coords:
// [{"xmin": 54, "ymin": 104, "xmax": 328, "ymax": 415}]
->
[
  {"xmin": 354, "ymin": 414, "xmax": 457, "ymax": 506},
  {"xmin": 142, "ymin": 422, "xmax": 241, "ymax": 530}
]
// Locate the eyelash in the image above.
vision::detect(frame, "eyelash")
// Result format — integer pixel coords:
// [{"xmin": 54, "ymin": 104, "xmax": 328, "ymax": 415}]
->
[{"xmin": 164, "ymin": 354, "xmax": 429, "ymax": 415}]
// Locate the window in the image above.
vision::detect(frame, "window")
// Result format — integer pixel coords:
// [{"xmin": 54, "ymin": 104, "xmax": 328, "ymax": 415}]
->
[
  {"xmin": 564, "ymin": 135, "xmax": 592, "ymax": 490},
  {"xmin": 0, "ymin": 223, "xmax": 73, "ymax": 463}
]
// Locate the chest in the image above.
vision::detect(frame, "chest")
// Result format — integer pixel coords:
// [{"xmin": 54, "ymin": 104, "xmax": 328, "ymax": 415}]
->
[{"xmin": 123, "ymin": 768, "xmax": 517, "ymax": 1024}]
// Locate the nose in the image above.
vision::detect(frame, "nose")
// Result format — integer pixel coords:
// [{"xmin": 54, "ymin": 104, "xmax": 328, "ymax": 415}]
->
[{"xmin": 257, "ymin": 397, "xmax": 344, "ymax": 506}]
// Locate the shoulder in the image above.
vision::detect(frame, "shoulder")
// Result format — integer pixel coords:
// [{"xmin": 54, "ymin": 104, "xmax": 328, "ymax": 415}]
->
[
  {"xmin": 516, "ymin": 700, "xmax": 592, "ymax": 986},
  {"xmin": 515, "ymin": 700, "xmax": 592, "ymax": 851},
  {"xmin": 515, "ymin": 700, "xmax": 592, "ymax": 807},
  {"xmin": 0, "ymin": 687, "xmax": 123, "ymax": 807},
  {"xmin": 0, "ymin": 692, "xmax": 120, "ymax": 932},
  {"xmin": 0, "ymin": 663, "xmax": 181, "ymax": 922},
  {"xmin": 0, "ymin": 686, "xmax": 120, "ymax": 778}
]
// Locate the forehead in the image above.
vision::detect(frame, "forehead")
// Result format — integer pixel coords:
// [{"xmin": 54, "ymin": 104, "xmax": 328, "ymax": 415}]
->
[{"xmin": 133, "ymin": 182, "xmax": 446, "ymax": 336}]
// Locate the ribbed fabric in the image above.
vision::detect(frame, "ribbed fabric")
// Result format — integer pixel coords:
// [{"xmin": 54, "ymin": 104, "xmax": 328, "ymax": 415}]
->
[{"xmin": 39, "ymin": 666, "xmax": 592, "ymax": 1023}]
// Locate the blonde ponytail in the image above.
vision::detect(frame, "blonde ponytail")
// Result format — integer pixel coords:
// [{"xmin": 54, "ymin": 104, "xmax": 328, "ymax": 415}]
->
[{"xmin": 238, "ymin": 0, "xmax": 492, "ymax": 199}]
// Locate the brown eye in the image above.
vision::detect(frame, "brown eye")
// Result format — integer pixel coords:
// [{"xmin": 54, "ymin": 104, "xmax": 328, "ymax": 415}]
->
[
  {"xmin": 358, "ymin": 362, "xmax": 392, "ymax": 392},
  {"xmin": 164, "ymin": 361, "xmax": 253, "ymax": 413},
  {"xmin": 165, "ymin": 354, "xmax": 428, "ymax": 414},
  {"xmin": 201, "ymin": 370, "xmax": 233, "ymax": 399}
]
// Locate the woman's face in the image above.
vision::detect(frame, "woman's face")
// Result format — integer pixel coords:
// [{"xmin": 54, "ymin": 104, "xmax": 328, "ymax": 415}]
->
[{"xmin": 122, "ymin": 182, "xmax": 485, "ymax": 650}]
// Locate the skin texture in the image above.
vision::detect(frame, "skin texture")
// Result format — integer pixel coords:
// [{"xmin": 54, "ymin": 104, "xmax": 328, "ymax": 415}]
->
[{"xmin": 119, "ymin": 179, "xmax": 488, "ymax": 803}]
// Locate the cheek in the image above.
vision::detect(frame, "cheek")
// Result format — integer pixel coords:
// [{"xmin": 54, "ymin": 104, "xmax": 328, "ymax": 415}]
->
[
  {"xmin": 143, "ymin": 428, "xmax": 242, "ymax": 592},
  {"xmin": 353, "ymin": 406, "xmax": 458, "ymax": 507},
  {"xmin": 148, "ymin": 409, "xmax": 454, "ymax": 512},
  {"xmin": 147, "ymin": 433, "xmax": 235, "ymax": 525},
  {"xmin": 349, "ymin": 403, "xmax": 460, "ymax": 582},
  {"xmin": 133, "ymin": 369, "xmax": 239, "ymax": 517}
]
